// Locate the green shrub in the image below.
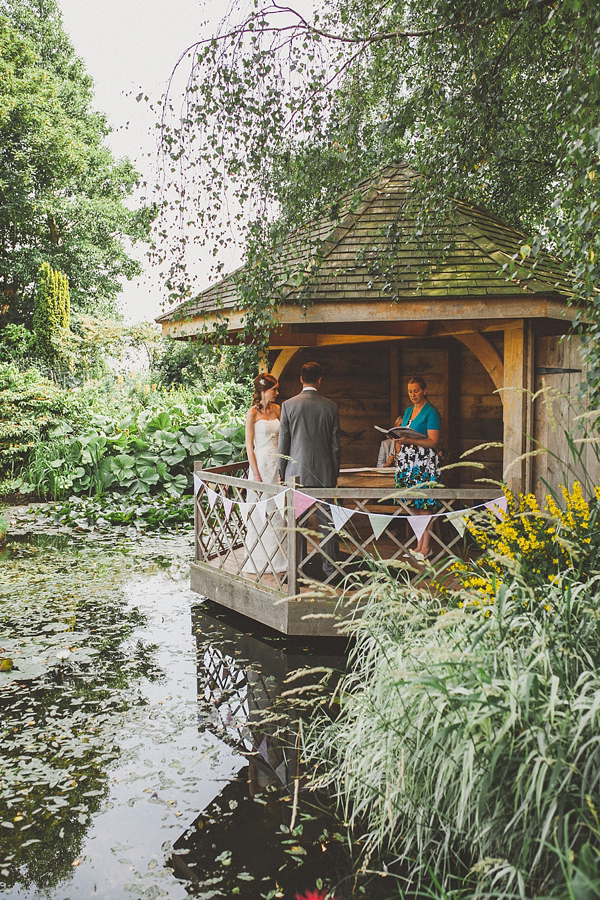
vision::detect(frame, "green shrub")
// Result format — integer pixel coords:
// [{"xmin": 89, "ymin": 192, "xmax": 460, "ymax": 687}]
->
[
  {"xmin": 33, "ymin": 262, "xmax": 70, "ymax": 364},
  {"xmin": 0, "ymin": 324, "xmax": 36, "ymax": 363},
  {"xmin": 0, "ymin": 363, "xmax": 90, "ymax": 484},
  {"xmin": 305, "ymin": 565, "xmax": 600, "ymax": 898},
  {"xmin": 11, "ymin": 379, "xmax": 246, "ymax": 500},
  {"xmin": 152, "ymin": 337, "xmax": 255, "ymax": 400}
]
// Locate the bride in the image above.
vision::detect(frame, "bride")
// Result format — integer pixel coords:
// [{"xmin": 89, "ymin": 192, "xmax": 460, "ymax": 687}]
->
[{"xmin": 242, "ymin": 373, "xmax": 286, "ymax": 575}]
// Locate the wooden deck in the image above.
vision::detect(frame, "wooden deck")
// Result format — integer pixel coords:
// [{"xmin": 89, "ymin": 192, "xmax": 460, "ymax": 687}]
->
[{"xmin": 192, "ymin": 462, "xmax": 500, "ymax": 636}]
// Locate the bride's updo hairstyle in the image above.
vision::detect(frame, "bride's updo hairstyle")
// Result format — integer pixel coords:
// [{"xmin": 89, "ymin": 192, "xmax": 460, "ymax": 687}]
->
[{"xmin": 252, "ymin": 373, "xmax": 278, "ymax": 410}]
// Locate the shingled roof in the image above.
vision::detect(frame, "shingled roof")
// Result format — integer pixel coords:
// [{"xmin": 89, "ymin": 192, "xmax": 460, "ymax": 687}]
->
[{"xmin": 157, "ymin": 163, "xmax": 573, "ymax": 326}]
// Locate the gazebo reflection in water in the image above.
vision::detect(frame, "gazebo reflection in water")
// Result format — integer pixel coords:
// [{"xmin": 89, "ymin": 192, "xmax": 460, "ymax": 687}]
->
[{"xmin": 167, "ymin": 604, "xmax": 346, "ymax": 896}]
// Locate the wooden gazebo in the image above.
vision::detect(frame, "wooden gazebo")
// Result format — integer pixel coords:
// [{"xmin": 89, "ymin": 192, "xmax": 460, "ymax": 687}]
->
[
  {"xmin": 159, "ymin": 164, "xmax": 592, "ymax": 495},
  {"xmin": 158, "ymin": 164, "xmax": 596, "ymax": 635}
]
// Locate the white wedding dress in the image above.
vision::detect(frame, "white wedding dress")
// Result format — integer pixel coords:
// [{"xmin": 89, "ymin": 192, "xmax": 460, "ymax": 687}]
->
[{"xmin": 242, "ymin": 419, "xmax": 287, "ymax": 575}]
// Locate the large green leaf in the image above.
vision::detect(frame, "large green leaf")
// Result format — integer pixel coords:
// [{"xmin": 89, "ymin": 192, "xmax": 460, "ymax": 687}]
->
[{"xmin": 146, "ymin": 412, "xmax": 171, "ymax": 432}]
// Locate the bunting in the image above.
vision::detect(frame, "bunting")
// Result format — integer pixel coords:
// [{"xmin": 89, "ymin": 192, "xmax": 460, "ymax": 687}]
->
[
  {"xmin": 330, "ymin": 504, "xmax": 356, "ymax": 533},
  {"xmin": 446, "ymin": 509, "xmax": 469, "ymax": 537},
  {"xmin": 194, "ymin": 478, "xmax": 508, "ymax": 535},
  {"xmin": 485, "ymin": 496, "xmax": 508, "ymax": 520},
  {"xmin": 368, "ymin": 513, "xmax": 391, "ymax": 541},
  {"xmin": 253, "ymin": 498, "xmax": 270, "ymax": 525},
  {"xmin": 293, "ymin": 491, "xmax": 316, "ymax": 519},
  {"xmin": 273, "ymin": 489, "xmax": 288, "ymax": 515},
  {"xmin": 407, "ymin": 515, "xmax": 432, "ymax": 542}
]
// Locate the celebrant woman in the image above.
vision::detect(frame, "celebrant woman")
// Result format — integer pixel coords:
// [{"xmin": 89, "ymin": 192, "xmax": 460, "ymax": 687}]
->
[{"xmin": 394, "ymin": 375, "xmax": 442, "ymax": 559}]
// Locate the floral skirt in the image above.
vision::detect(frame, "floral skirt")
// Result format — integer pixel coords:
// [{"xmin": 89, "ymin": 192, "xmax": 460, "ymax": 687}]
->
[{"xmin": 394, "ymin": 445, "xmax": 442, "ymax": 511}]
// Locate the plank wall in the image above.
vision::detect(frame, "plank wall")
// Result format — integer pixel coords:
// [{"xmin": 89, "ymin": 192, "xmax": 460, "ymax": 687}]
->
[
  {"xmin": 533, "ymin": 334, "xmax": 600, "ymax": 498},
  {"xmin": 275, "ymin": 339, "xmax": 503, "ymax": 484}
]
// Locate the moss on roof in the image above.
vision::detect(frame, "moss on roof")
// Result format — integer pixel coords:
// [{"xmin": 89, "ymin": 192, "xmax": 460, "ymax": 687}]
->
[{"xmin": 157, "ymin": 164, "xmax": 573, "ymax": 325}]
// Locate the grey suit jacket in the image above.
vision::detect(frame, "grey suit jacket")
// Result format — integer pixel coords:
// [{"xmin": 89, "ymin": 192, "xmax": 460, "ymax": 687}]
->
[{"xmin": 278, "ymin": 389, "xmax": 341, "ymax": 487}]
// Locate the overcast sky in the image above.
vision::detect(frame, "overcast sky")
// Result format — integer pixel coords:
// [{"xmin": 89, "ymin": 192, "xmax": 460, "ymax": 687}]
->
[{"xmin": 58, "ymin": 0, "xmax": 241, "ymax": 323}]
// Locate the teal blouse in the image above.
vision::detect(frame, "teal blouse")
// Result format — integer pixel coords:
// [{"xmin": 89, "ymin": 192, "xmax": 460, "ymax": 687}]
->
[{"xmin": 401, "ymin": 401, "xmax": 441, "ymax": 436}]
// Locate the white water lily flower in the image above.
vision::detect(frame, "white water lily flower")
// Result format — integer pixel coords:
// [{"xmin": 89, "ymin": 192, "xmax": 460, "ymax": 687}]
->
[{"xmin": 56, "ymin": 648, "xmax": 71, "ymax": 660}]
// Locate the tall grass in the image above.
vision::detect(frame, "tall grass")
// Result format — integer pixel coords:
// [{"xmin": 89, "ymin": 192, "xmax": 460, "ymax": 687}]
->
[{"xmin": 304, "ymin": 563, "xmax": 600, "ymax": 898}]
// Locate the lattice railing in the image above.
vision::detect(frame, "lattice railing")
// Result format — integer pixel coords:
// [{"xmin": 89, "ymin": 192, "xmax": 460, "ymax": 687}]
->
[
  {"xmin": 195, "ymin": 637, "xmax": 295, "ymax": 787},
  {"xmin": 194, "ymin": 463, "xmax": 501, "ymax": 594}
]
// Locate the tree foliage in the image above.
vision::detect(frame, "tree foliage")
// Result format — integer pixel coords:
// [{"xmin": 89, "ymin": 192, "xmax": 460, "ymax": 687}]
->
[
  {"xmin": 0, "ymin": 0, "xmax": 153, "ymax": 325},
  {"xmin": 157, "ymin": 0, "xmax": 600, "ymax": 398}
]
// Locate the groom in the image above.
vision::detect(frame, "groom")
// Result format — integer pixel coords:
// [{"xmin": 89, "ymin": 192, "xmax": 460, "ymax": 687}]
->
[{"xmin": 278, "ymin": 361, "xmax": 341, "ymax": 578}]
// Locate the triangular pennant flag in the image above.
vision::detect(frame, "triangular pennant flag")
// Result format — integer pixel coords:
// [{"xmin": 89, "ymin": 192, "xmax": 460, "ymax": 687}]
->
[
  {"xmin": 206, "ymin": 487, "xmax": 218, "ymax": 511},
  {"xmin": 273, "ymin": 489, "xmax": 288, "ymax": 514},
  {"xmin": 446, "ymin": 510, "xmax": 468, "ymax": 537},
  {"xmin": 330, "ymin": 503, "xmax": 356, "ymax": 533},
  {"xmin": 485, "ymin": 496, "xmax": 508, "ymax": 520},
  {"xmin": 407, "ymin": 515, "xmax": 432, "ymax": 542},
  {"xmin": 293, "ymin": 491, "xmax": 315, "ymax": 519},
  {"xmin": 254, "ymin": 499, "xmax": 269, "ymax": 524},
  {"xmin": 238, "ymin": 501, "xmax": 251, "ymax": 525},
  {"xmin": 222, "ymin": 497, "xmax": 233, "ymax": 520},
  {"xmin": 193, "ymin": 473, "xmax": 203, "ymax": 496},
  {"xmin": 368, "ymin": 513, "xmax": 391, "ymax": 540}
]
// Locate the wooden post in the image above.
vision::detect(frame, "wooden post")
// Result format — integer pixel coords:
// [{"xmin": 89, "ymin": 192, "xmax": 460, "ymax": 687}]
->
[
  {"xmin": 503, "ymin": 321, "xmax": 533, "ymax": 493},
  {"xmin": 390, "ymin": 345, "xmax": 400, "ymax": 424},
  {"xmin": 286, "ymin": 476, "xmax": 298, "ymax": 596}
]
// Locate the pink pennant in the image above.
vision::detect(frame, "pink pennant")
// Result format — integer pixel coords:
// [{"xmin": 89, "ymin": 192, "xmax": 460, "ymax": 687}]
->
[
  {"xmin": 293, "ymin": 491, "xmax": 315, "ymax": 519},
  {"xmin": 485, "ymin": 496, "xmax": 508, "ymax": 520},
  {"xmin": 407, "ymin": 515, "xmax": 432, "ymax": 542}
]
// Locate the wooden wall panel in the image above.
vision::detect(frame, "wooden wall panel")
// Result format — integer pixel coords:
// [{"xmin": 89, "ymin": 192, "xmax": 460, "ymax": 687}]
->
[
  {"xmin": 278, "ymin": 345, "xmax": 391, "ymax": 468},
  {"xmin": 276, "ymin": 339, "xmax": 503, "ymax": 479},
  {"xmin": 533, "ymin": 334, "xmax": 600, "ymax": 499}
]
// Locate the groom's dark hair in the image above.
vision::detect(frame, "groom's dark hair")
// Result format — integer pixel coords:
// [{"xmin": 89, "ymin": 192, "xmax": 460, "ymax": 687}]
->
[{"xmin": 301, "ymin": 361, "xmax": 322, "ymax": 385}]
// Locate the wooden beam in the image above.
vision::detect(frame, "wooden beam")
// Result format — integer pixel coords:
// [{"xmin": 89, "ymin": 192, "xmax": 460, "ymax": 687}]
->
[
  {"xmin": 502, "ymin": 321, "xmax": 533, "ymax": 493},
  {"xmin": 390, "ymin": 346, "xmax": 400, "ymax": 424},
  {"xmin": 159, "ymin": 293, "xmax": 573, "ymax": 339},
  {"xmin": 269, "ymin": 333, "xmax": 433, "ymax": 348},
  {"xmin": 277, "ymin": 296, "xmax": 568, "ymax": 326},
  {"xmin": 271, "ymin": 348, "xmax": 302, "ymax": 380},
  {"xmin": 454, "ymin": 333, "xmax": 504, "ymax": 393}
]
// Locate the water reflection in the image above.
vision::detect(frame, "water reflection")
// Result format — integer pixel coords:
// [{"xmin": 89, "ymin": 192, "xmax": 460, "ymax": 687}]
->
[
  {"xmin": 169, "ymin": 604, "xmax": 348, "ymax": 897},
  {"xmin": 1, "ymin": 533, "xmax": 366, "ymax": 900}
]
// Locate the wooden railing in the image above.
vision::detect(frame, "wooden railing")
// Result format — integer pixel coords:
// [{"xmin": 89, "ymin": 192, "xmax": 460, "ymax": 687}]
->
[{"xmin": 193, "ymin": 464, "xmax": 501, "ymax": 593}]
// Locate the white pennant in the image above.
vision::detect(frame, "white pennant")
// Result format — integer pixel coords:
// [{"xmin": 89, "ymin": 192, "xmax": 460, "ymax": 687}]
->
[
  {"xmin": 330, "ymin": 504, "xmax": 356, "ymax": 533},
  {"xmin": 238, "ymin": 502, "xmax": 251, "ymax": 525},
  {"xmin": 206, "ymin": 487, "xmax": 218, "ymax": 511},
  {"xmin": 485, "ymin": 496, "xmax": 508, "ymax": 520},
  {"xmin": 446, "ymin": 510, "xmax": 468, "ymax": 537},
  {"xmin": 407, "ymin": 515, "xmax": 432, "ymax": 541},
  {"xmin": 254, "ymin": 499, "xmax": 269, "ymax": 524},
  {"xmin": 222, "ymin": 497, "xmax": 233, "ymax": 520},
  {"xmin": 273, "ymin": 489, "xmax": 288, "ymax": 514},
  {"xmin": 193, "ymin": 474, "xmax": 203, "ymax": 496},
  {"xmin": 368, "ymin": 513, "xmax": 392, "ymax": 540}
]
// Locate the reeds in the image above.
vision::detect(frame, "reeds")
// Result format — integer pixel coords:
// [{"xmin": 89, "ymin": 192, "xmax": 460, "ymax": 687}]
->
[{"xmin": 304, "ymin": 564, "xmax": 600, "ymax": 898}]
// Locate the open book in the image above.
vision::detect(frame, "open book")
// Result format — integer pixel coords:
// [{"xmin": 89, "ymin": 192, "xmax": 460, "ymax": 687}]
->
[{"xmin": 375, "ymin": 424, "xmax": 424, "ymax": 441}]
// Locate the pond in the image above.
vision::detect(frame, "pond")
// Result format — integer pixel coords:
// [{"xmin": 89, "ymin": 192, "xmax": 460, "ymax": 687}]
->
[{"xmin": 0, "ymin": 527, "xmax": 353, "ymax": 900}]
